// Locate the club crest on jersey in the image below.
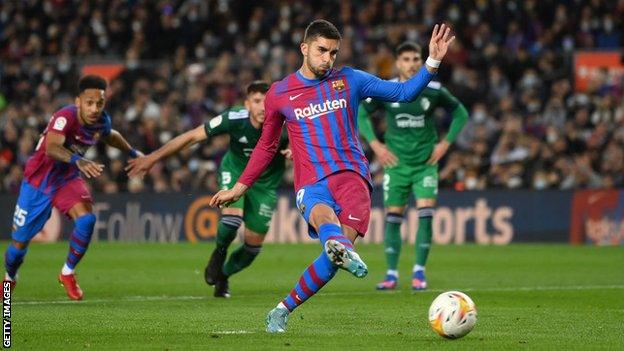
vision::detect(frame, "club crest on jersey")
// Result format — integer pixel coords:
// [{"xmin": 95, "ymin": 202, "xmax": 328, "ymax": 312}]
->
[{"xmin": 331, "ymin": 79, "xmax": 345, "ymax": 91}]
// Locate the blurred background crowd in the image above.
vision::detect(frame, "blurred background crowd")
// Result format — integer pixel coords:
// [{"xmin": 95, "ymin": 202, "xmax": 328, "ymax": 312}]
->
[{"xmin": 1, "ymin": 0, "xmax": 623, "ymax": 194}]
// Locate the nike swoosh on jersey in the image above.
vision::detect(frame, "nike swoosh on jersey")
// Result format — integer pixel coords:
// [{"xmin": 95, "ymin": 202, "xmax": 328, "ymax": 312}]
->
[{"xmin": 289, "ymin": 93, "xmax": 304, "ymax": 101}]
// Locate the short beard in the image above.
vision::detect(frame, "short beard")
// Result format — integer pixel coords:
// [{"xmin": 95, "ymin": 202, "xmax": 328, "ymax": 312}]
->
[{"xmin": 308, "ymin": 61, "xmax": 329, "ymax": 79}]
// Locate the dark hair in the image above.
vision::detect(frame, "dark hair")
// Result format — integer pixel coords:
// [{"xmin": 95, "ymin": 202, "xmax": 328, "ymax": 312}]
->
[
  {"xmin": 395, "ymin": 42, "xmax": 422, "ymax": 57},
  {"xmin": 246, "ymin": 80, "xmax": 270, "ymax": 95},
  {"xmin": 78, "ymin": 75, "xmax": 107, "ymax": 93},
  {"xmin": 303, "ymin": 19, "xmax": 342, "ymax": 42}
]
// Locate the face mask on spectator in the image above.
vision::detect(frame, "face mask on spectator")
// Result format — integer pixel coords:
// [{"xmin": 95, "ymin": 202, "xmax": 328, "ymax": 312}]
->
[
  {"xmin": 473, "ymin": 111, "xmax": 486, "ymax": 123},
  {"xmin": 533, "ymin": 178, "xmax": 548, "ymax": 190},
  {"xmin": 449, "ymin": 7, "xmax": 460, "ymax": 21},
  {"xmin": 465, "ymin": 177, "xmax": 478, "ymax": 190},
  {"xmin": 604, "ymin": 18, "xmax": 614, "ymax": 32},
  {"xmin": 547, "ymin": 130, "xmax": 558, "ymax": 144},
  {"xmin": 127, "ymin": 59, "xmax": 139, "ymax": 70},
  {"xmin": 507, "ymin": 176, "xmax": 522, "ymax": 188}
]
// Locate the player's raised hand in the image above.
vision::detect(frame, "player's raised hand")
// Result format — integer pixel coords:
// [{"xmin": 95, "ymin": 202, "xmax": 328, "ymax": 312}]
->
[
  {"xmin": 209, "ymin": 182, "xmax": 248, "ymax": 208},
  {"xmin": 370, "ymin": 140, "xmax": 398, "ymax": 167},
  {"xmin": 76, "ymin": 159, "xmax": 105, "ymax": 178},
  {"xmin": 426, "ymin": 140, "xmax": 450, "ymax": 165},
  {"xmin": 125, "ymin": 154, "xmax": 156, "ymax": 178},
  {"xmin": 428, "ymin": 23, "xmax": 455, "ymax": 61}
]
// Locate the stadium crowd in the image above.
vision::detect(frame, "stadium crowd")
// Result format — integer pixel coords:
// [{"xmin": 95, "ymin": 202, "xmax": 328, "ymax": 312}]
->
[{"xmin": 1, "ymin": 0, "xmax": 623, "ymax": 194}]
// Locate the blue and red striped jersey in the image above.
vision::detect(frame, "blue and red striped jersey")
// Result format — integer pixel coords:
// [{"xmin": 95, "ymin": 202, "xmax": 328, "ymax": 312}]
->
[
  {"xmin": 239, "ymin": 65, "xmax": 435, "ymax": 191},
  {"xmin": 23, "ymin": 105, "xmax": 112, "ymax": 194}
]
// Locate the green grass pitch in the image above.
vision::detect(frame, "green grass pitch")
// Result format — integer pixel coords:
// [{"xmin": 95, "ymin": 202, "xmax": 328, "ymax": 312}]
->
[{"xmin": 8, "ymin": 242, "xmax": 624, "ymax": 350}]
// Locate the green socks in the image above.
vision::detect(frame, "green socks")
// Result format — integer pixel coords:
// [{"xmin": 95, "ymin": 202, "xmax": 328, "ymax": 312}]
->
[
  {"xmin": 384, "ymin": 213, "xmax": 404, "ymax": 270},
  {"xmin": 223, "ymin": 243, "xmax": 262, "ymax": 276},
  {"xmin": 415, "ymin": 207, "xmax": 434, "ymax": 266}
]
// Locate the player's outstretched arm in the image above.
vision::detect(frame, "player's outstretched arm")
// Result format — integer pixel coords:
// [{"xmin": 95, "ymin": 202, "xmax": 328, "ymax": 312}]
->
[
  {"xmin": 211, "ymin": 90, "xmax": 285, "ymax": 208},
  {"xmin": 425, "ymin": 23, "xmax": 455, "ymax": 72},
  {"xmin": 356, "ymin": 24, "xmax": 455, "ymax": 103},
  {"xmin": 46, "ymin": 132, "xmax": 104, "ymax": 178},
  {"xmin": 209, "ymin": 183, "xmax": 249, "ymax": 208},
  {"xmin": 125, "ymin": 125, "xmax": 207, "ymax": 178},
  {"xmin": 103, "ymin": 129, "xmax": 143, "ymax": 157}
]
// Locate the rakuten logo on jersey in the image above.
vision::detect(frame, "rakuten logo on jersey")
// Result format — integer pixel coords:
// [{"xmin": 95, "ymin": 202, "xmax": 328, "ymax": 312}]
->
[{"xmin": 293, "ymin": 98, "xmax": 347, "ymax": 120}]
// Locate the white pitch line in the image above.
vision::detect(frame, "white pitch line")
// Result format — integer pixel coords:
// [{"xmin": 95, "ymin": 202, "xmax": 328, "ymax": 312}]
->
[
  {"xmin": 13, "ymin": 284, "xmax": 624, "ymax": 306},
  {"xmin": 211, "ymin": 330, "xmax": 255, "ymax": 335}
]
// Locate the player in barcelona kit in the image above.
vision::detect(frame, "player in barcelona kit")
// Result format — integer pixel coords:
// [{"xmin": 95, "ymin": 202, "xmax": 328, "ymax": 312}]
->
[
  {"xmin": 126, "ymin": 81, "xmax": 290, "ymax": 298},
  {"xmin": 358, "ymin": 42, "xmax": 468, "ymax": 291},
  {"xmin": 3, "ymin": 75, "xmax": 143, "ymax": 300},
  {"xmin": 210, "ymin": 20, "xmax": 455, "ymax": 332}
]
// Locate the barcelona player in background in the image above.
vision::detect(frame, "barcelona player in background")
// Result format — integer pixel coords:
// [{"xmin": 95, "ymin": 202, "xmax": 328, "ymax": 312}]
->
[{"xmin": 4, "ymin": 75, "xmax": 142, "ymax": 300}]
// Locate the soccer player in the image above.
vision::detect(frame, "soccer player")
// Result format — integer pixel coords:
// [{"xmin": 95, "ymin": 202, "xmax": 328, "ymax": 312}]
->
[
  {"xmin": 210, "ymin": 20, "xmax": 454, "ymax": 332},
  {"xmin": 358, "ymin": 42, "xmax": 469, "ymax": 291},
  {"xmin": 126, "ymin": 81, "xmax": 290, "ymax": 298},
  {"xmin": 4, "ymin": 75, "xmax": 142, "ymax": 300}
]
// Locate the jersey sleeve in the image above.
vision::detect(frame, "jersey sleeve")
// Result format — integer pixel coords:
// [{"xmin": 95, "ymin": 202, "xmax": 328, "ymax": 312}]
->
[
  {"xmin": 47, "ymin": 110, "xmax": 73, "ymax": 136},
  {"xmin": 238, "ymin": 89, "xmax": 285, "ymax": 187},
  {"xmin": 434, "ymin": 86, "xmax": 468, "ymax": 143},
  {"xmin": 101, "ymin": 112, "xmax": 113, "ymax": 137},
  {"xmin": 351, "ymin": 66, "xmax": 434, "ymax": 103},
  {"xmin": 438, "ymin": 87, "xmax": 460, "ymax": 112},
  {"xmin": 357, "ymin": 101, "xmax": 378, "ymax": 142},
  {"xmin": 203, "ymin": 111, "xmax": 230, "ymax": 137}
]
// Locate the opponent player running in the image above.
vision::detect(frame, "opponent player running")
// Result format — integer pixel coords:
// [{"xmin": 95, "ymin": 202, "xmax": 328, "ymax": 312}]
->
[
  {"xmin": 358, "ymin": 42, "xmax": 468, "ymax": 291},
  {"xmin": 4, "ymin": 75, "xmax": 142, "ymax": 300},
  {"xmin": 126, "ymin": 81, "xmax": 290, "ymax": 298},
  {"xmin": 211, "ymin": 20, "xmax": 454, "ymax": 332}
]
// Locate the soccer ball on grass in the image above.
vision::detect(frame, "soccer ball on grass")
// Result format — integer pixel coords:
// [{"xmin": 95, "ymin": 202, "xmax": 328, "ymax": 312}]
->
[{"xmin": 428, "ymin": 291, "xmax": 477, "ymax": 339}]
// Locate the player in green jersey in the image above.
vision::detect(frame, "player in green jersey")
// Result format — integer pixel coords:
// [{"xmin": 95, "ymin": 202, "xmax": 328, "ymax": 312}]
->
[
  {"xmin": 358, "ymin": 42, "xmax": 468, "ymax": 290},
  {"xmin": 126, "ymin": 81, "xmax": 290, "ymax": 297}
]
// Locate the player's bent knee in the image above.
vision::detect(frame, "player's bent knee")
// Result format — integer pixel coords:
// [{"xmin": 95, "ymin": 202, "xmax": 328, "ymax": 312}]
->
[
  {"xmin": 244, "ymin": 230, "xmax": 265, "ymax": 246},
  {"xmin": 417, "ymin": 199, "xmax": 436, "ymax": 208},
  {"xmin": 386, "ymin": 206, "xmax": 406, "ymax": 215},
  {"xmin": 309, "ymin": 204, "xmax": 339, "ymax": 228}
]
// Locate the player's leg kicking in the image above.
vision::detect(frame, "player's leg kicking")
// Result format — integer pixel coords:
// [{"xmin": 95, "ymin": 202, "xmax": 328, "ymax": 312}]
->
[{"xmin": 266, "ymin": 171, "xmax": 370, "ymax": 333}]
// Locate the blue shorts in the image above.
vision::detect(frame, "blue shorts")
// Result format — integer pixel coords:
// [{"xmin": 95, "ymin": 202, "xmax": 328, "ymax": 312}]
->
[
  {"xmin": 11, "ymin": 181, "xmax": 53, "ymax": 242},
  {"xmin": 295, "ymin": 171, "xmax": 372, "ymax": 237}
]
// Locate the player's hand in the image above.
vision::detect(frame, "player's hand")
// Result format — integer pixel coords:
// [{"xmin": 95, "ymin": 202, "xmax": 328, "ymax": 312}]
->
[
  {"xmin": 209, "ymin": 183, "xmax": 248, "ymax": 208},
  {"xmin": 427, "ymin": 140, "xmax": 450, "ymax": 165},
  {"xmin": 428, "ymin": 23, "xmax": 455, "ymax": 61},
  {"xmin": 370, "ymin": 140, "xmax": 398, "ymax": 167},
  {"xmin": 76, "ymin": 159, "xmax": 105, "ymax": 178},
  {"xmin": 125, "ymin": 154, "xmax": 157, "ymax": 178},
  {"xmin": 280, "ymin": 148, "xmax": 293, "ymax": 160}
]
